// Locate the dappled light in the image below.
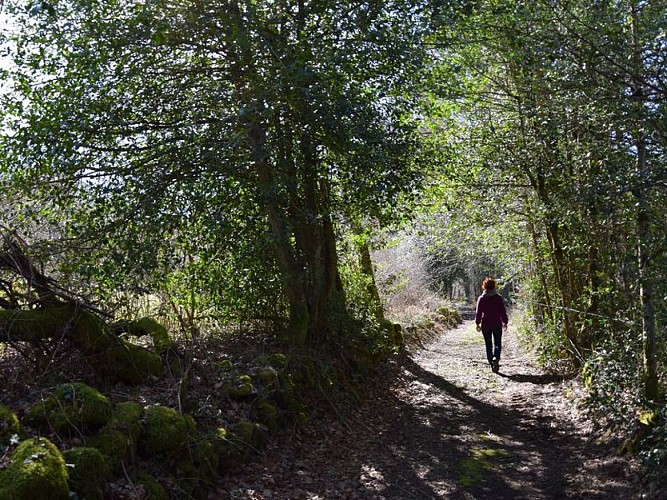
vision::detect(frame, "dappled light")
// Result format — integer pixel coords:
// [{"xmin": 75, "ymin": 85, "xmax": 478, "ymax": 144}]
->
[{"xmin": 0, "ymin": 0, "xmax": 665, "ymax": 497}]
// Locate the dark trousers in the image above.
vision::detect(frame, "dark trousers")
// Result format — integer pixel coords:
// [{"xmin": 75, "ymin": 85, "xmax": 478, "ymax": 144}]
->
[{"xmin": 482, "ymin": 327, "xmax": 502, "ymax": 365}]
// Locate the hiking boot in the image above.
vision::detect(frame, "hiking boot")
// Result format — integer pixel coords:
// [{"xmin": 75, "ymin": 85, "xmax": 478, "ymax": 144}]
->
[{"xmin": 492, "ymin": 357, "xmax": 499, "ymax": 373}]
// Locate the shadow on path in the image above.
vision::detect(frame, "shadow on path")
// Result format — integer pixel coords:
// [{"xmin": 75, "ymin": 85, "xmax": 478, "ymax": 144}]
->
[
  {"xmin": 227, "ymin": 322, "xmax": 636, "ymax": 500},
  {"xmin": 348, "ymin": 354, "xmax": 632, "ymax": 499},
  {"xmin": 497, "ymin": 372, "xmax": 573, "ymax": 385}
]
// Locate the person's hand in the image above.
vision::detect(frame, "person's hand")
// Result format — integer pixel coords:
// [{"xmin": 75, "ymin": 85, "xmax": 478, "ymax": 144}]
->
[
  {"xmin": 503, "ymin": 323, "xmax": 508, "ymax": 331},
  {"xmin": 476, "ymin": 325, "xmax": 481, "ymax": 332}
]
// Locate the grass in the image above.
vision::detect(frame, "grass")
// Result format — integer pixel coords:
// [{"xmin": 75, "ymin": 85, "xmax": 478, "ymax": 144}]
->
[{"xmin": 459, "ymin": 446, "xmax": 509, "ymax": 488}]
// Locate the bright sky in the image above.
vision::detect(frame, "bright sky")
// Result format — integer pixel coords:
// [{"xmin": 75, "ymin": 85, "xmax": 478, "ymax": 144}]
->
[{"xmin": 0, "ymin": 9, "xmax": 17, "ymax": 92}]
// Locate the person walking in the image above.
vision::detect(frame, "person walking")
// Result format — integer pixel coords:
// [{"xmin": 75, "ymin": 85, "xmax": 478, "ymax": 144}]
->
[{"xmin": 475, "ymin": 277, "xmax": 508, "ymax": 373}]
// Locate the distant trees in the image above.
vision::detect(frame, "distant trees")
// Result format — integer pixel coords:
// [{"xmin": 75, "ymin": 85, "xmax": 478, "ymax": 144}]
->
[{"xmin": 426, "ymin": 0, "xmax": 665, "ymax": 397}]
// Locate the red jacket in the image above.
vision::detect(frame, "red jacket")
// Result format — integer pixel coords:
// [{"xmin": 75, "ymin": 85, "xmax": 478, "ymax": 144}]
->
[{"xmin": 475, "ymin": 291, "xmax": 508, "ymax": 331}]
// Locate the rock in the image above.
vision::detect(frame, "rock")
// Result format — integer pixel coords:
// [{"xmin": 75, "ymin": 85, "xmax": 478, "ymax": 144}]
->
[
  {"xmin": 136, "ymin": 472, "xmax": 169, "ymax": 500},
  {"xmin": 139, "ymin": 405, "xmax": 196, "ymax": 455},
  {"xmin": 253, "ymin": 400, "xmax": 279, "ymax": 433},
  {"xmin": 252, "ymin": 367, "xmax": 278, "ymax": 387},
  {"xmin": 0, "ymin": 437, "xmax": 69, "ymax": 500},
  {"xmin": 225, "ymin": 375, "xmax": 255, "ymax": 400},
  {"xmin": 88, "ymin": 401, "xmax": 143, "ymax": 471},
  {"xmin": 126, "ymin": 317, "xmax": 173, "ymax": 353},
  {"xmin": 62, "ymin": 447, "xmax": 109, "ymax": 500},
  {"xmin": 26, "ymin": 382, "xmax": 112, "ymax": 434}
]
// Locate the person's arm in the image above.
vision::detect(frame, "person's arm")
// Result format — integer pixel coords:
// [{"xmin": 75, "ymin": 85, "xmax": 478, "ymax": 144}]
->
[
  {"xmin": 475, "ymin": 296, "xmax": 483, "ymax": 331},
  {"xmin": 500, "ymin": 296, "xmax": 508, "ymax": 329}
]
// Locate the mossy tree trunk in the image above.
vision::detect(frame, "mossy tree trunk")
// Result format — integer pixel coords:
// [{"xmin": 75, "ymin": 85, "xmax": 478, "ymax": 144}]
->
[
  {"xmin": 227, "ymin": 3, "xmax": 346, "ymax": 348},
  {"xmin": 0, "ymin": 305, "xmax": 162, "ymax": 384},
  {"xmin": 629, "ymin": 0, "xmax": 659, "ymax": 403}
]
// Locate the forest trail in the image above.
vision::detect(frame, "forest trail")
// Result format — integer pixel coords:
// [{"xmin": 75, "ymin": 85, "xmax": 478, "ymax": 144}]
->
[{"xmin": 216, "ymin": 317, "xmax": 640, "ymax": 499}]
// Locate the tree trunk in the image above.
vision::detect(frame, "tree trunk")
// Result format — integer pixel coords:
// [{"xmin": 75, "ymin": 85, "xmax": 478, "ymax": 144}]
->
[
  {"xmin": 527, "ymin": 218, "xmax": 553, "ymax": 325},
  {"xmin": 352, "ymin": 221, "xmax": 385, "ymax": 322},
  {"xmin": 0, "ymin": 305, "xmax": 162, "ymax": 384},
  {"xmin": 545, "ymin": 218, "xmax": 577, "ymax": 357},
  {"xmin": 255, "ymin": 155, "xmax": 310, "ymax": 347},
  {"xmin": 630, "ymin": 0, "xmax": 659, "ymax": 403},
  {"xmin": 226, "ymin": 3, "xmax": 343, "ymax": 347}
]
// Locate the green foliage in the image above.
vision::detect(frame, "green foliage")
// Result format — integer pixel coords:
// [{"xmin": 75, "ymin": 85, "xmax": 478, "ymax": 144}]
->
[
  {"xmin": 583, "ymin": 327, "xmax": 667, "ymax": 469},
  {"xmin": 0, "ymin": 0, "xmax": 437, "ymax": 345},
  {"xmin": 337, "ymin": 235, "xmax": 401, "ymax": 362},
  {"xmin": 638, "ymin": 406, "xmax": 667, "ymax": 469},
  {"xmin": 0, "ymin": 438, "xmax": 69, "ymax": 500}
]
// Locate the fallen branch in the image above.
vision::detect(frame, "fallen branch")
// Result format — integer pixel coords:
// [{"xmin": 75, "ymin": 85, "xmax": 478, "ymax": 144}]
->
[
  {"xmin": 0, "ymin": 230, "xmax": 111, "ymax": 318},
  {"xmin": 0, "ymin": 304, "xmax": 163, "ymax": 384}
]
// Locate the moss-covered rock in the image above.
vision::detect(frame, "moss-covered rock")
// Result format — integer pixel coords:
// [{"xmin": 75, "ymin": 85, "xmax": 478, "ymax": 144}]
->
[
  {"xmin": 251, "ymin": 367, "xmax": 278, "ymax": 387},
  {"xmin": 380, "ymin": 319, "xmax": 404, "ymax": 347},
  {"xmin": 107, "ymin": 339, "xmax": 163, "ymax": 384},
  {"xmin": 0, "ymin": 437, "xmax": 69, "ymax": 500},
  {"xmin": 27, "ymin": 382, "xmax": 112, "ymax": 434},
  {"xmin": 177, "ymin": 438, "xmax": 219, "ymax": 499},
  {"xmin": 88, "ymin": 401, "xmax": 143, "ymax": 471},
  {"xmin": 127, "ymin": 317, "xmax": 174, "ymax": 353},
  {"xmin": 0, "ymin": 405, "xmax": 21, "ymax": 445},
  {"xmin": 136, "ymin": 472, "xmax": 169, "ymax": 500},
  {"xmin": 62, "ymin": 447, "xmax": 109, "ymax": 500},
  {"xmin": 209, "ymin": 427, "xmax": 241, "ymax": 471},
  {"xmin": 186, "ymin": 438, "xmax": 219, "ymax": 476},
  {"xmin": 215, "ymin": 359, "xmax": 234, "ymax": 372},
  {"xmin": 230, "ymin": 421, "xmax": 267, "ymax": 454},
  {"xmin": 140, "ymin": 405, "xmax": 196, "ymax": 456},
  {"xmin": 414, "ymin": 315, "xmax": 436, "ymax": 331},
  {"xmin": 225, "ymin": 375, "xmax": 255, "ymax": 400},
  {"xmin": 210, "ymin": 421, "xmax": 266, "ymax": 470},
  {"xmin": 275, "ymin": 373, "xmax": 309, "ymax": 423},
  {"xmin": 436, "ymin": 305, "xmax": 463, "ymax": 328},
  {"xmin": 268, "ymin": 353, "xmax": 289, "ymax": 369},
  {"xmin": 253, "ymin": 400, "xmax": 279, "ymax": 433}
]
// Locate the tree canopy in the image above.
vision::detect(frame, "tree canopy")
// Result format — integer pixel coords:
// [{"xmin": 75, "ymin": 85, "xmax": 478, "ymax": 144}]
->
[
  {"xmin": 1, "ymin": 0, "xmax": 437, "ymax": 345},
  {"xmin": 1, "ymin": 0, "xmax": 666, "ymax": 472}
]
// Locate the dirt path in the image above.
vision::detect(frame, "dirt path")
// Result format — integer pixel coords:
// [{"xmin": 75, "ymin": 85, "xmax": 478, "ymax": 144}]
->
[{"xmin": 216, "ymin": 319, "xmax": 641, "ymax": 499}]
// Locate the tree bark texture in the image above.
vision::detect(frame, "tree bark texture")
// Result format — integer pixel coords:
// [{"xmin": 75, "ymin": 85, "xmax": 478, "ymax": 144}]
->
[
  {"xmin": 227, "ymin": 3, "xmax": 344, "ymax": 346},
  {"xmin": 630, "ymin": 0, "xmax": 659, "ymax": 403},
  {"xmin": 0, "ymin": 305, "xmax": 162, "ymax": 384}
]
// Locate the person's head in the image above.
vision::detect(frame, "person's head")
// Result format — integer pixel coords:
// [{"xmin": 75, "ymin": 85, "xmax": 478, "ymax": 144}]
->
[{"xmin": 482, "ymin": 277, "xmax": 496, "ymax": 291}]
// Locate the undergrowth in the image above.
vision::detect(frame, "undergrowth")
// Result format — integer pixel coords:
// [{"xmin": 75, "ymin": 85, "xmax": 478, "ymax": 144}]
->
[
  {"xmin": 518, "ymin": 304, "xmax": 667, "ymax": 484},
  {"xmin": 583, "ymin": 328, "xmax": 667, "ymax": 475}
]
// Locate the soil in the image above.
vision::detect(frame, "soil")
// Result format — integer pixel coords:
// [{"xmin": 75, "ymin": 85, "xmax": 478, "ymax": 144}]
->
[{"xmin": 215, "ymin": 314, "xmax": 647, "ymax": 499}]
